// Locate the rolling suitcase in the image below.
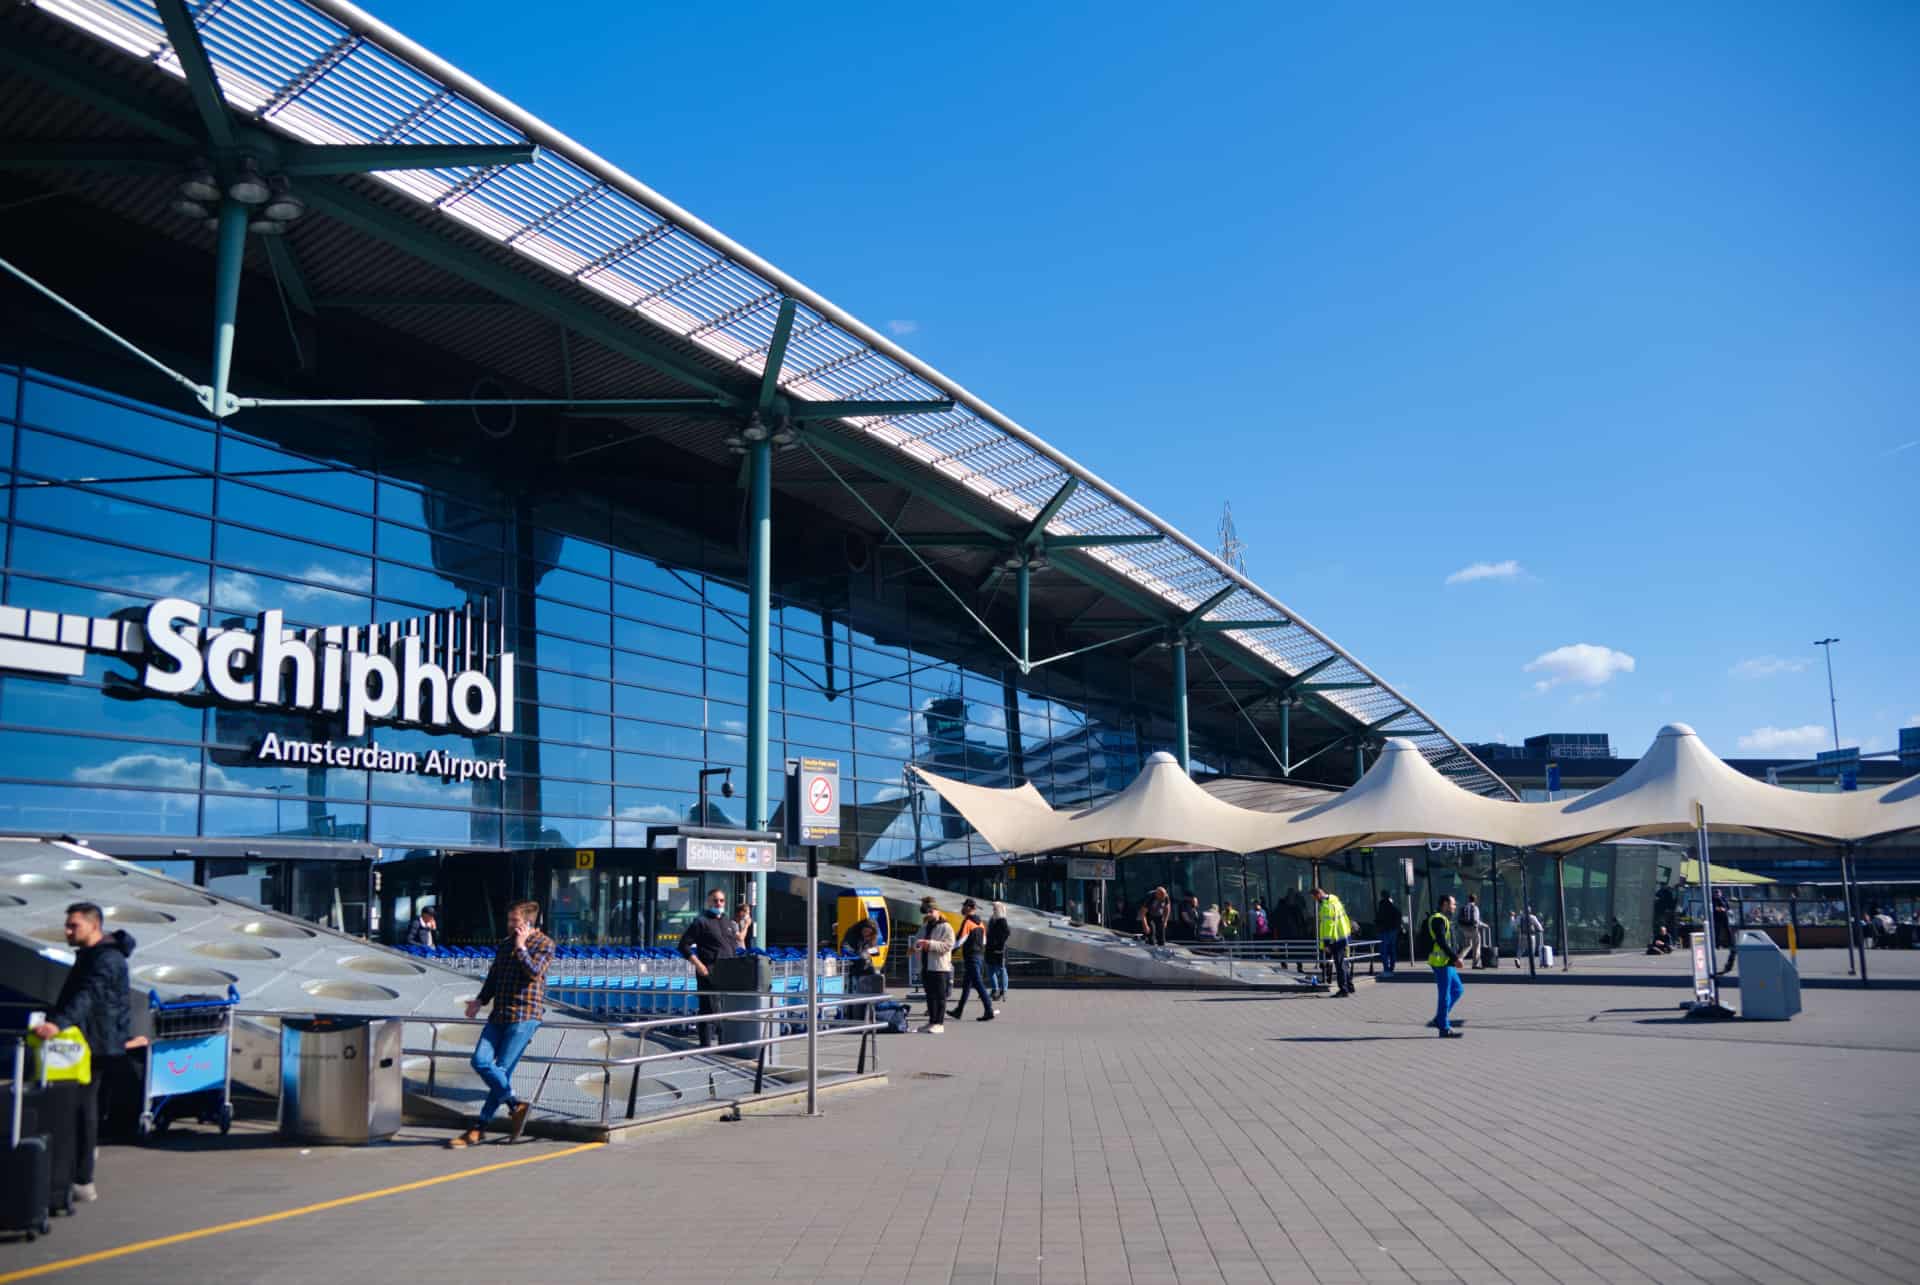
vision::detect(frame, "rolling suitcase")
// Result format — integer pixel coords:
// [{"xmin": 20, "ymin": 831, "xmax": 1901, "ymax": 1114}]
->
[{"xmin": 3, "ymin": 1040, "xmax": 53, "ymax": 1241}]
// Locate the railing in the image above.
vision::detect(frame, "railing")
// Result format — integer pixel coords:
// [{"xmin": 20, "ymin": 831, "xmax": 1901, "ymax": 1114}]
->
[
  {"xmin": 1183, "ymin": 937, "xmax": 1384, "ymax": 982},
  {"xmin": 237, "ymin": 990, "xmax": 888, "ymax": 1129}
]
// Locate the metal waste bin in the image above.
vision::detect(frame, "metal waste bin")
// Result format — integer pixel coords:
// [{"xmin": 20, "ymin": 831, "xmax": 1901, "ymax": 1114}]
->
[
  {"xmin": 710, "ymin": 955, "xmax": 773, "ymax": 1059},
  {"xmin": 1736, "ymin": 929, "xmax": 1801, "ymax": 1020},
  {"xmin": 278, "ymin": 1017, "xmax": 403, "ymax": 1142}
]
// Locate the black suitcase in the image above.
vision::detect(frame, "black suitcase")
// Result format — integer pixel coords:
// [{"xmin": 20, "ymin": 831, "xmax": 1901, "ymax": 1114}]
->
[{"xmin": 4, "ymin": 1040, "xmax": 52, "ymax": 1241}]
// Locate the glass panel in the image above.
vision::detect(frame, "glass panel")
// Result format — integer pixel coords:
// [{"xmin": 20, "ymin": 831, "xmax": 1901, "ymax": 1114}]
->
[
  {"xmin": 613, "ymin": 649, "xmax": 701, "ymax": 694},
  {"xmin": 376, "ymin": 483, "xmax": 506, "ymax": 548},
  {"xmin": 522, "ymin": 596, "xmax": 609, "ymax": 644},
  {"xmin": 21, "ymin": 380, "xmax": 214, "ymax": 469},
  {"xmin": 213, "ymin": 568, "xmax": 369, "ymax": 627},
  {"xmin": 515, "ymin": 704, "xmax": 610, "ymax": 748},
  {"xmin": 0, "ymin": 781, "xmax": 198, "ymax": 835},
  {"xmin": 9, "ymin": 527, "xmax": 209, "ymax": 604},
  {"xmin": 525, "ymin": 742, "xmax": 612, "ymax": 784},
  {"xmin": 616, "ymin": 783, "xmax": 699, "ymax": 827},
  {"xmin": 519, "ymin": 778, "xmax": 611, "ymax": 818},
  {"xmin": 16, "ymin": 429, "xmax": 212, "ymax": 511},
  {"xmin": 202, "ymin": 796, "xmax": 369, "ymax": 842},
  {"xmin": 613, "ymin": 717, "xmax": 703, "ymax": 759},
  {"xmin": 614, "ymin": 620, "xmax": 702, "ymax": 667},
  {"xmin": 613, "ymin": 585, "xmax": 701, "ymax": 634},
  {"xmin": 377, "ymin": 556, "xmax": 475, "ymax": 609},
  {"xmin": 0, "ymin": 673, "xmax": 204, "ymax": 742},
  {"xmin": 0, "ymin": 729, "xmax": 199, "ymax": 790},
  {"xmin": 536, "ymin": 532, "xmax": 610, "ymax": 579},
  {"xmin": 220, "ymin": 435, "xmax": 372, "ymax": 512},
  {"xmin": 15, "ymin": 486, "xmax": 211, "ymax": 560},
  {"xmin": 218, "ymin": 525, "xmax": 372, "ymax": 595},
  {"xmin": 370, "ymin": 804, "xmax": 501, "ymax": 847},
  {"xmin": 527, "ymin": 669, "xmax": 610, "ymax": 714},
  {"xmin": 612, "ymin": 551, "xmax": 690, "ymax": 596},
  {"xmin": 375, "ymin": 521, "xmax": 503, "ymax": 587},
  {"xmin": 529, "ymin": 634, "xmax": 612, "ymax": 681}
]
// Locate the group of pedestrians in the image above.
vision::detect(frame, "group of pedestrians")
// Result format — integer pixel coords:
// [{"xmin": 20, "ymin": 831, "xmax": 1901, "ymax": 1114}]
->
[{"xmin": 910, "ymin": 897, "xmax": 1010, "ymax": 1033}]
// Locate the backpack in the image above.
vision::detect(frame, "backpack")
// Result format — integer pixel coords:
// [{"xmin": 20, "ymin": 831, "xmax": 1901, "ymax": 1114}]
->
[{"xmin": 1413, "ymin": 916, "xmax": 1435, "ymax": 960}]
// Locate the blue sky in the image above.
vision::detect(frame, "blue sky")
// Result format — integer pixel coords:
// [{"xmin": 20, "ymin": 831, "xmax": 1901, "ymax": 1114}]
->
[{"xmin": 377, "ymin": 0, "xmax": 1917, "ymax": 763}]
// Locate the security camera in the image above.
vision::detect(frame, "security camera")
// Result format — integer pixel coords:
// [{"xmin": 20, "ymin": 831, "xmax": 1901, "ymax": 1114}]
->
[{"xmin": 721, "ymin": 779, "xmax": 734, "ymax": 799}]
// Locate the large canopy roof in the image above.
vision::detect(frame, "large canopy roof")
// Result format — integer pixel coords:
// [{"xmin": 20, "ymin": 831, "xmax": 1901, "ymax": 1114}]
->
[
  {"xmin": 912, "ymin": 725, "xmax": 1920, "ymax": 857},
  {"xmin": 0, "ymin": 0, "xmax": 1510, "ymax": 796}
]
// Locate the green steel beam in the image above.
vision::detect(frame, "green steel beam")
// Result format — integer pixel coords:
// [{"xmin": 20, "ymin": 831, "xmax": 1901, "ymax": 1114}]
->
[
  {"xmin": 785, "ymin": 398, "xmax": 954, "ymax": 419},
  {"xmin": 1172, "ymin": 640, "xmax": 1190, "ymax": 771},
  {"xmin": 1186, "ymin": 618, "xmax": 1292, "ymax": 632},
  {"xmin": 1275, "ymin": 654, "xmax": 1341, "ymax": 692},
  {"xmin": 755, "ymin": 297, "xmax": 797, "ymax": 418},
  {"xmin": 1180, "ymin": 585, "xmax": 1237, "ymax": 627},
  {"xmin": 1362, "ymin": 706, "xmax": 1412, "ymax": 732},
  {"xmin": 803, "ymin": 433, "xmax": 1008, "ymax": 541},
  {"xmin": 0, "ymin": 41, "xmax": 198, "ymax": 146},
  {"xmin": 1019, "ymin": 478, "xmax": 1079, "ymax": 545},
  {"xmin": 745, "ymin": 435, "xmax": 771, "ymax": 948},
  {"xmin": 154, "ymin": 0, "xmax": 236, "ymax": 149},
  {"xmin": 0, "ymin": 142, "xmax": 184, "ymax": 173},
  {"xmin": 299, "ymin": 182, "xmax": 749, "ymax": 402},
  {"xmin": 208, "ymin": 198, "xmax": 248, "ymax": 417},
  {"xmin": 279, "ymin": 142, "xmax": 538, "ymax": 176},
  {"xmin": 1017, "ymin": 558, "xmax": 1031, "ymax": 672},
  {"xmin": 261, "ymin": 236, "xmax": 316, "ymax": 316}
]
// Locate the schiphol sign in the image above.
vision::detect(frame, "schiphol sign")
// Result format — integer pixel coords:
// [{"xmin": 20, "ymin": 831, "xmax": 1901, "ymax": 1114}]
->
[{"xmin": 0, "ymin": 595, "xmax": 513, "ymax": 782}]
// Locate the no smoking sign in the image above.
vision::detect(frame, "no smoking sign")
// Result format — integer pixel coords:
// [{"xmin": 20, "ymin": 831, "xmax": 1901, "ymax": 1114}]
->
[{"xmin": 788, "ymin": 755, "xmax": 841, "ymax": 847}]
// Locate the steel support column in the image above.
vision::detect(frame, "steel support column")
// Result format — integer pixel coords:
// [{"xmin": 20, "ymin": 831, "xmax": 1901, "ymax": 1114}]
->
[
  {"xmin": 1172, "ymin": 639, "xmax": 1190, "ymax": 772},
  {"xmin": 1016, "ymin": 558, "xmax": 1031, "ymax": 673},
  {"xmin": 1280, "ymin": 698, "xmax": 1291, "ymax": 776},
  {"xmin": 745, "ymin": 435, "xmax": 772, "ymax": 948},
  {"xmin": 1354, "ymin": 742, "xmax": 1366, "ymax": 782},
  {"xmin": 208, "ymin": 198, "xmax": 249, "ymax": 417}
]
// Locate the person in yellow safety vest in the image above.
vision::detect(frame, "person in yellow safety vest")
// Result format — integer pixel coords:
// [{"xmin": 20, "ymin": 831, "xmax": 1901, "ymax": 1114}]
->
[
  {"xmin": 1311, "ymin": 887, "xmax": 1356, "ymax": 998},
  {"xmin": 1427, "ymin": 893, "xmax": 1465, "ymax": 1037}
]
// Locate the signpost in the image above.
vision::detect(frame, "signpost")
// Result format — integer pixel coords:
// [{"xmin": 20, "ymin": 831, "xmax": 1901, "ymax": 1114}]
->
[
  {"xmin": 1685, "ymin": 801, "xmax": 1733, "ymax": 1019},
  {"xmin": 784, "ymin": 756, "xmax": 842, "ymax": 1116}
]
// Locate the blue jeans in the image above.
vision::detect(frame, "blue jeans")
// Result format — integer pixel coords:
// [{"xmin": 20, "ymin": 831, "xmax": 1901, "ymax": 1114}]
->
[
  {"xmin": 1378, "ymin": 928, "xmax": 1399, "ymax": 974},
  {"xmin": 1432, "ymin": 965, "xmax": 1463, "ymax": 1032},
  {"xmin": 988, "ymin": 960, "xmax": 1009, "ymax": 996},
  {"xmin": 951, "ymin": 958, "xmax": 995, "ymax": 1017},
  {"xmin": 471, "ymin": 1018, "xmax": 540, "ymax": 1124}
]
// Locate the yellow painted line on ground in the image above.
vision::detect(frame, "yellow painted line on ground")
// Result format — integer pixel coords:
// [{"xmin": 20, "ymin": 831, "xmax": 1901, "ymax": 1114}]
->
[{"xmin": 0, "ymin": 1141, "xmax": 604, "ymax": 1283}]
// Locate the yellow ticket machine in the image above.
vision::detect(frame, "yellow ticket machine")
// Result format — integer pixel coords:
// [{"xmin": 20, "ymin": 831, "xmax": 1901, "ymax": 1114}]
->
[{"xmin": 835, "ymin": 890, "xmax": 892, "ymax": 971}]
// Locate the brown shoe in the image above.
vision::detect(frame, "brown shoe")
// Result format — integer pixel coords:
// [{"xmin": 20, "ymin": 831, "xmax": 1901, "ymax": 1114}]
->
[
  {"xmin": 507, "ymin": 1101, "xmax": 531, "ymax": 1143},
  {"xmin": 446, "ymin": 1127, "xmax": 484, "ymax": 1149}
]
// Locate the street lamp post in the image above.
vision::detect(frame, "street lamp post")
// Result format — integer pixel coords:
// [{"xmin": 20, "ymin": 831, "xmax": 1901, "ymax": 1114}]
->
[{"xmin": 1813, "ymin": 637, "xmax": 1841, "ymax": 752}]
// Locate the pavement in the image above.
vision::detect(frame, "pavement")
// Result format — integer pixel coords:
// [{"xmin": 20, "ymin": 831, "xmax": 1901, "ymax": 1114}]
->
[{"xmin": 4, "ymin": 948, "xmax": 1919, "ymax": 1285}]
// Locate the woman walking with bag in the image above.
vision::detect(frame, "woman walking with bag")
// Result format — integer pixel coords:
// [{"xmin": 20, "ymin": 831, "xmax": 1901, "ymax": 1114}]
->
[
  {"xmin": 911, "ymin": 897, "xmax": 956, "ymax": 1034},
  {"xmin": 985, "ymin": 901, "xmax": 1012, "ymax": 1003}
]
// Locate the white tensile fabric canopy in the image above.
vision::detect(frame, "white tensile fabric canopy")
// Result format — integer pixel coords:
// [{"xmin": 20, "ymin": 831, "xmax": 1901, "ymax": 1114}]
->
[{"xmin": 907, "ymin": 724, "xmax": 1920, "ymax": 858}]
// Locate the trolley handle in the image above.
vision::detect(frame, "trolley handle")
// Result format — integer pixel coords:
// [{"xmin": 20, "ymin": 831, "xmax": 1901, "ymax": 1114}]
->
[{"xmin": 146, "ymin": 984, "xmax": 242, "ymax": 1013}]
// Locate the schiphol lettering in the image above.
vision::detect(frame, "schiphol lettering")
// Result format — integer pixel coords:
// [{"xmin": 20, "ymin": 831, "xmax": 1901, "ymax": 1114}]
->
[
  {"xmin": 141, "ymin": 598, "xmax": 515, "ymax": 737},
  {"xmin": 255, "ymin": 733, "xmax": 505, "ymax": 783}
]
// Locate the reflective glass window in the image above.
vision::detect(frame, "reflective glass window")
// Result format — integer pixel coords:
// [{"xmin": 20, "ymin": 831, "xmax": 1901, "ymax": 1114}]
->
[
  {"xmin": 613, "ymin": 648, "xmax": 701, "ymax": 695},
  {"xmin": 520, "ymin": 778, "xmax": 610, "ymax": 818},
  {"xmin": 0, "ymin": 729, "xmax": 199, "ymax": 790},
  {"xmin": 526, "ymin": 669, "xmax": 610, "ymax": 714},
  {"xmin": 854, "ymin": 723, "xmax": 914, "ymax": 759},
  {"xmin": 0, "ymin": 781, "xmax": 197, "ymax": 834},
  {"xmin": 704, "ymin": 579, "xmax": 747, "ymax": 613},
  {"xmin": 221, "ymin": 434, "xmax": 372, "ymax": 512},
  {"xmin": 371, "ymin": 804, "xmax": 501, "ymax": 848},
  {"xmin": 516, "ymin": 703, "xmax": 609, "ymax": 748},
  {"xmin": 613, "ymin": 686, "xmax": 702, "ymax": 727},
  {"xmin": 220, "ymin": 479, "xmax": 372, "ymax": 552},
  {"xmin": 15, "ymin": 487, "xmax": 211, "ymax": 560},
  {"xmin": 614, "ymin": 618, "xmax": 701, "ymax": 666},
  {"xmin": 507, "ymin": 814, "xmax": 612, "ymax": 848},
  {"xmin": 372, "ymin": 769, "xmax": 503, "ymax": 810},
  {"xmin": 530, "ymin": 634, "xmax": 612, "ymax": 681},
  {"xmin": 375, "ymin": 522, "xmax": 502, "ymax": 586},
  {"xmin": 706, "ymin": 637, "xmax": 748, "ymax": 676},
  {"xmin": 611, "ymin": 551, "xmax": 689, "ymax": 596},
  {"xmin": 0, "ymin": 673, "xmax": 204, "ymax": 742},
  {"xmin": 786, "ymin": 713, "xmax": 852, "ymax": 751},
  {"xmin": 213, "ymin": 568, "xmax": 368, "ymax": 627},
  {"xmin": 377, "ymin": 483, "xmax": 505, "ymax": 548},
  {"xmin": 202, "ymin": 748, "xmax": 368, "ymax": 801},
  {"xmin": 532, "ymin": 566, "xmax": 609, "ymax": 611},
  {"xmin": 0, "ymin": 369, "xmax": 17, "ymax": 416},
  {"xmin": 537, "ymin": 533, "xmax": 610, "ymax": 579},
  {"xmin": 613, "ymin": 717, "xmax": 702, "ymax": 759},
  {"xmin": 527, "ymin": 743, "xmax": 611, "ymax": 784},
  {"xmin": 375, "ymin": 562, "xmax": 471, "ymax": 611},
  {"xmin": 22, "ymin": 381, "xmax": 213, "ymax": 469},
  {"xmin": 16, "ymin": 430, "xmax": 211, "ymax": 511},
  {"xmin": 11, "ymin": 527, "xmax": 209, "ymax": 604},
  {"xmin": 614, "ymin": 586, "xmax": 701, "ymax": 634},
  {"xmin": 218, "ymin": 524, "xmax": 372, "ymax": 594},
  {"xmin": 615, "ymin": 784, "xmax": 696, "ymax": 828},
  {"xmin": 202, "ymin": 794, "xmax": 368, "ymax": 840},
  {"xmin": 613, "ymin": 751, "xmax": 695, "ymax": 789},
  {"xmin": 373, "ymin": 724, "xmax": 501, "ymax": 762},
  {"xmin": 705, "ymin": 667, "xmax": 747, "ymax": 707},
  {"xmin": 521, "ymin": 596, "xmax": 608, "ymax": 645}
]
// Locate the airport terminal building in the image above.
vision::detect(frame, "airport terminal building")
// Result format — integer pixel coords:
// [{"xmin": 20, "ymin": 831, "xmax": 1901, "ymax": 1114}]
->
[{"xmin": 0, "ymin": 0, "xmax": 1531, "ymax": 952}]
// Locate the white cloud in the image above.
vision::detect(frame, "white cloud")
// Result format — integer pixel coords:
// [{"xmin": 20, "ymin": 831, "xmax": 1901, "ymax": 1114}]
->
[
  {"xmin": 885, "ymin": 319, "xmax": 919, "ymax": 337},
  {"xmin": 1887, "ymin": 440, "xmax": 1918, "ymax": 456},
  {"xmin": 1730, "ymin": 655, "xmax": 1809, "ymax": 679},
  {"xmin": 1736, "ymin": 725, "xmax": 1829, "ymax": 754},
  {"xmin": 1524, "ymin": 643, "xmax": 1635, "ymax": 693},
  {"xmin": 1445, "ymin": 559, "xmax": 1523, "ymax": 585}
]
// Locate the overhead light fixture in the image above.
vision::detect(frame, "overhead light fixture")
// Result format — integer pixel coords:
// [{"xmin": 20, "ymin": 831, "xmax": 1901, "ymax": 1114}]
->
[
  {"xmin": 179, "ymin": 160, "xmax": 220, "ymax": 203},
  {"xmin": 723, "ymin": 433, "xmax": 746, "ymax": 455},
  {"xmin": 261, "ymin": 177, "xmax": 305, "ymax": 223},
  {"xmin": 247, "ymin": 217, "xmax": 288, "ymax": 235},
  {"xmin": 226, "ymin": 157, "xmax": 271, "ymax": 205},
  {"xmin": 769, "ymin": 422, "xmax": 795, "ymax": 447},
  {"xmin": 169, "ymin": 196, "xmax": 211, "ymax": 220},
  {"xmin": 741, "ymin": 415, "xmax": 770, "ymax": 443}
]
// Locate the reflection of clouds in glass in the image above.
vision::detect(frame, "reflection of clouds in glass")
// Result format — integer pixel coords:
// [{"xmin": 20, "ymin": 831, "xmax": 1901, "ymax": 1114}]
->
[
  {"xmin": 218, "ymin": 567, "xmax": 371, "ymax": 614},
  {"xmin": 74, "ymin": 753, "xmax": 200, "ymax": 790},
  {"xmin": 617, "ymin": 804, "xmax": 679, "ymax": 824},
  {"xmin": 719, "ymin": 719, "xmax": 746, "ymax": 734},
  {"xmin": 87, "ymin": 571, "xmax": 205, "ymax": 603}
]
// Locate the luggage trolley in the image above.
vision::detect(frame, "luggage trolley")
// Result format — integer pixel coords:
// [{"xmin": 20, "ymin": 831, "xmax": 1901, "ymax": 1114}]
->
[{"xmin": 138, "ymin": 986, "xmax": 239, "ymax": 1139}]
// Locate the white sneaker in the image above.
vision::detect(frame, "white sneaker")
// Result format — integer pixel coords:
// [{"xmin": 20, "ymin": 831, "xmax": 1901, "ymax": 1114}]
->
[
  {"xmin": 916, "ymin": 1025, "xmax": 934, "ymax": 1034},
  {"xmin": 928, "ymin": 1024, "xmax": 946, "ymax": 1034},
  {"xmin": 71, "ymin": 1183, "xmax": 98, "ymax": 1203}
]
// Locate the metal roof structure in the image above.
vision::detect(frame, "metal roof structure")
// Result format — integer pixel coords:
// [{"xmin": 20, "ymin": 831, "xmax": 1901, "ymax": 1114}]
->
[{"xmin": 0, "ymin": 0, "xmax": 1512, "ymax": 797}]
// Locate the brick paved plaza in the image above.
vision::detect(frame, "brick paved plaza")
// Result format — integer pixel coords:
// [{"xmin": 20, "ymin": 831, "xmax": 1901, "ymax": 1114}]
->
[{"xmin": 5, "ymin": 952, "xmax": 1918, "ymax": 1285}]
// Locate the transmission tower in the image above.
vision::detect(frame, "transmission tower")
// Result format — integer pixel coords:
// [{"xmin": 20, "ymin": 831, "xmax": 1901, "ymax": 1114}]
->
[{"xmin": 1217, "ymin": 502, "xmax": 1247, "ymax": 575}]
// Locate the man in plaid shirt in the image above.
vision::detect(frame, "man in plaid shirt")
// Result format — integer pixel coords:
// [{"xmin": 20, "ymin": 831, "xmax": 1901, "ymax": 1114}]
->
[{"xmin": 448, "ymin": 899, "xmax": 553, "ymax": 1148}]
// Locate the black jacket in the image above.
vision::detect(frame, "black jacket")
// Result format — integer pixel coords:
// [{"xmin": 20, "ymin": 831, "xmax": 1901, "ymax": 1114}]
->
[
  {"xmin": 47, "ymin": 930, "xmax": 135, "ymax": 1059},
  {"xmin": 984, "ymin": 916, "xmax": 1011, "ymax": 960},
  {"xmin": 677, "ymin": 913, "xmax": 739, "ymax": 969},
  {"xmin": 406, "ymin": 918, "xmax": 437, "ymax": 948},
  {"xmin": 1376, "ymin": 899, "xmax": 1402, "ymax": 932}
]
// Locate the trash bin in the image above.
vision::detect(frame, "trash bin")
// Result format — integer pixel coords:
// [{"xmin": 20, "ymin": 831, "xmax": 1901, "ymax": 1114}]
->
[
  {"xmin": 278, "ymin": 1017, "xmax": 403, "ymax": 1142},
  {"xmin": 1735, "ymin": 929, "xmax": 1801, "ymax": 1020},
  {"xmin": 710, "ymin": 954, "xmax": 773, "ymax": 1058}
]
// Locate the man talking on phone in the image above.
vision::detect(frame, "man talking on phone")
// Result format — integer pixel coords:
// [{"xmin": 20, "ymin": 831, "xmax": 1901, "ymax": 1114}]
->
[{"xmin": 449, "ymin": 900, "xmax": 553, "ymax": 1148}]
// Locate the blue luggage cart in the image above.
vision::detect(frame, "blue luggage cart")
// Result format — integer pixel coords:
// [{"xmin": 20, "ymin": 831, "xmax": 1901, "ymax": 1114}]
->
[{"xmin": 138, "ymin": 986, "xmax": 238, "ymax": 1140}]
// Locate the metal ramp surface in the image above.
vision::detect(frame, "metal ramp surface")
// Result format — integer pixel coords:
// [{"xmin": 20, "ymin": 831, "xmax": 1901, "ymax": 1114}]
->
[{"xmin": 770, "ymin": 863, "xmax": 1311, "ymax": 988}]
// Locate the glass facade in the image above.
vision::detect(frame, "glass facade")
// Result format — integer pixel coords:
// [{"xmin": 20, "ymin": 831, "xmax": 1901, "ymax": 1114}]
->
[{"xmin": 0, "ymin": 365, "xmax": 1281, "ymax": 868}]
